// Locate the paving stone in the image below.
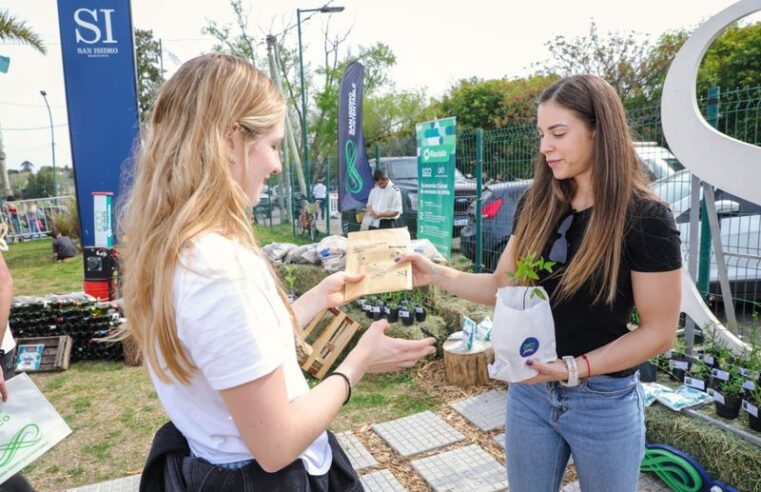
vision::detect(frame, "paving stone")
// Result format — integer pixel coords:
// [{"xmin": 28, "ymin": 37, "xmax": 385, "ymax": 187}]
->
[
  {"xmin": 451, "ymin": 389, "xmax": 507, "ymax": 431},
  {"xmin": 372, "ymin": 410, "xmax": 464, "ymax": 457},
  {"xmin": 411, "ymin": 444, "xmax": 507, "ymax": 492},
  {"xmin": 336, "ymin": 431, "xmax": 378, "ymax": 471},
  {"xmin": 67, "ymin": 475, "xmax": 140, "ymax": 492},
  {"xmin": 360, "ymin": 469, "xmax": 407, "ymax": 492},
  {"xmin": 494, "ymin": 432, "xmax": 506, "ymax": 449},
  {"xmin": 560, "ymin": 473, "xmax": 668, "ymax": 492}
]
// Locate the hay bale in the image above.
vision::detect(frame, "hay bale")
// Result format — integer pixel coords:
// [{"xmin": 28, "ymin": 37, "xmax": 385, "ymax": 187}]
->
[
  {"xmin": 429, "ymin": 286, "xmax": 494, "ymax": 335},
  {"xmin": 274, "ymin": 264, "xmax": 330, "ymax": 296},
  {"xmin": 645, "ymin": 404, "xmax": 761, "ymax": 491}
]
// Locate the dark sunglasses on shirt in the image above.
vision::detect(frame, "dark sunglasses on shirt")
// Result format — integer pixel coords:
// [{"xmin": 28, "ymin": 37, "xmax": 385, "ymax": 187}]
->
[{"xmin": 548, "ymin": 213, "xmax": 574, "ymax": 264}]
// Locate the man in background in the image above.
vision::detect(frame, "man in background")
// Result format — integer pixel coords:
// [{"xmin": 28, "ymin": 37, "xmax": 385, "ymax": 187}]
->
[
  {"xmin": 366, "ymin": 168, "xmax": 402, "ymax": 230},
  {"xmin": 312, "ymin": 179, "xmax": 327, "ymax": 220},
  {"xmin": 51, "ymin": 230, "xmax": 77, "ymax": 262}
]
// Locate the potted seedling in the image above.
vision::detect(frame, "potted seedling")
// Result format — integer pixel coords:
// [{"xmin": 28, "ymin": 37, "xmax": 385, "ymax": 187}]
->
[
  {"xmin": 711, "ymin": 370, "xmax": 744, "ymax": 420},
  {"xmin": 282, "ymin": 265, "xmax": 297, "ymax": 302},
  {"xmin": 400, "ymin": 301, "xmax": 414, "ymax": 326},
  {"xmin": 668, "ymin": 337, "xmax": 690, "ymax": 383},
  {"xmin": 489, "ymin": 252, "xmax": 557, "ymax": 383},
  {"xmin": 386, "ymin": 300, "xmax": 399, "ymax": 323},
  {"xmin": 372, "ymin": 299, "xmax": 383, "ymax": 321},
  {"xmin": 414, "ymin": 303, "xmax": 427, "ymax": 323}
]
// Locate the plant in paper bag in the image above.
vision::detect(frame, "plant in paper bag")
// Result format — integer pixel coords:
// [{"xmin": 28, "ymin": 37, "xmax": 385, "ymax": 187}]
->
[{"xmin": 489, "ymin": 252, "xmax": 558, "ymax": 383}]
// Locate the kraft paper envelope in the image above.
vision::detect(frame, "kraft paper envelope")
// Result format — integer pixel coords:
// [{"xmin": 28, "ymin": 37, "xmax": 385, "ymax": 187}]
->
[{"xmin": 345, "ymin": 228, "xmax": 413, "ymax": 300}]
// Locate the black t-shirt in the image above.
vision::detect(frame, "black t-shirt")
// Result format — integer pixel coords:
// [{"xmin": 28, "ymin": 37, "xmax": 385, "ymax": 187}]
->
[{"xmin": 512, "ymin": 193, "xmax": 682, "ymax": 358}]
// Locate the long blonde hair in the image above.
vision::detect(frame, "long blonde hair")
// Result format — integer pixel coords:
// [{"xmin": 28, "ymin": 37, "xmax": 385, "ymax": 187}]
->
[
  {"xmin": 513, "ymin": 75, "xmax": 655, "ymax": 304},
  {"xmin": 120, "ymin": 53, "xmax": 289, "ymax": 384}
]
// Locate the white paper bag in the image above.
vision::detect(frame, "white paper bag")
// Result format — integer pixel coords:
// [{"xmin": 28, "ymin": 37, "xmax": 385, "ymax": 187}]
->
[
  {"xmin": 0, "ymin": 373, "xmax": 72, "ymax": 485},
  {"xmin": 488, "ymin": 286, "xmax": 557, "ymax": 383}
]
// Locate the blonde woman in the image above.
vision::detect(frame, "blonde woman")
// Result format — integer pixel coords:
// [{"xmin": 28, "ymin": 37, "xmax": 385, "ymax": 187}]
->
[
  {"xmin": 399, "ymin": 75, "xmax": 681, "ymax": 491},
  {"xmin": 120, "ymin": 54, "xmax": 435, "ymax": 491}
]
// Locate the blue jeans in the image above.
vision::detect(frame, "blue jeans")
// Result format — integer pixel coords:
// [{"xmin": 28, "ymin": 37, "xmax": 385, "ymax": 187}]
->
[{"xmin": 505, "ymin": 373, "xmax": 645, "ymax": 492}]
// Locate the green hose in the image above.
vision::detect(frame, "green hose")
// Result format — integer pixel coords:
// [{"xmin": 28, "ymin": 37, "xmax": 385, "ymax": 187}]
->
[{"xmin": 641, "ymin": 448, "xmax": 704, "ymax": 492}]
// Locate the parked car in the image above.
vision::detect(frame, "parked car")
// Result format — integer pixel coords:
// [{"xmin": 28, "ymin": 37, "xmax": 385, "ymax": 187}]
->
[
  {"xmin": 650, "ymin": 170, "xmax": 761, "ymax": 299},
  {"xmin": 460, "ymin": 143, "xmax": 685, "ymax": 271},
  {"xmin": 341, "ymin": 156, "xmax": 476, "ymax": 237}
]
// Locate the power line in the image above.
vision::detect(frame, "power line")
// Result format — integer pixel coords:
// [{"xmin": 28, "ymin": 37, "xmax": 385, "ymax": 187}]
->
[
  {"xmin": 0, "ymin": 100, "xmax": 65, "ymax": 109},
  {"xmin": 1, "ymin": 124, "xmax": 68, "ymax": 132}
]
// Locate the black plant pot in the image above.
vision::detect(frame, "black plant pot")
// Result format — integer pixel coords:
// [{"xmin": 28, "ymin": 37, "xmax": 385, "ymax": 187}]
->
[
  {"xmin": 415, "ymin": 306, "xmax": 426, "ymax": 323},
  {"xmin": 669, "ymin": 355, "xmax": 689, "ymax": 382},
  {"xmin": 714, "ymin": 393, "xmax": 742, "ymax": 419},
  {"xmin": 372, "ymin": 307, "xmax": 382, "ymax": 321},
  {"xmin": 400, "ymin": 310, "xmax": 414, "ymax": 326},
  {"xmin": 387, "ymin": 308, "xmax": 399, "ymax": 323},
  {"xmin": 747, "ymin": 401, "xmax": 761, "ymax": 432},
  {"xmin": 638, "ymin": 361, "xmax": 657, "ymax": 383}
]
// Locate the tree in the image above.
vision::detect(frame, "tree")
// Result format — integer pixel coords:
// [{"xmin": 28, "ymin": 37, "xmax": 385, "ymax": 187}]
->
[
  {"xmin": 23, "ymin": 169, "xmax": 55, "ymax": 199},
  {"xmin": 538, "ymin": 21, "xmax": 682, "ymax": 105},
  {"xmin": 134, "ymin": 29, "xmax": 164, "ymax": 120},
  {"xmin": 433, "ymin": 75, "xmax": 558, "ymax": 131},
  {"xmin": 0, "ymin": 10, "xmax": 46, "ymax": 54},
  {"xmin": 697, "ymin": 22, "xmax": 761, "ymax": 94}
]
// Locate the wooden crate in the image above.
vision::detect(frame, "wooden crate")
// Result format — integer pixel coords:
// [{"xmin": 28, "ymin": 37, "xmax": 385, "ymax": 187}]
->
[
  {"xmin": 297, "ymin": 307, "xmax": 360, "ymax": 379},
  {"xmin": 15, "ymin": 336, "xmax": 73, "ymax": 372}
]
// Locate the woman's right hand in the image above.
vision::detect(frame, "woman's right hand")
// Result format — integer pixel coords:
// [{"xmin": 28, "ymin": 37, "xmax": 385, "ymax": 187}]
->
[
  {"xmin": 347, "ymin": 320, "xmax": 436, "ymax": 375},
  {"xmin": 394, "ymin": 252, "xmax": 438, "ymax": 287}
]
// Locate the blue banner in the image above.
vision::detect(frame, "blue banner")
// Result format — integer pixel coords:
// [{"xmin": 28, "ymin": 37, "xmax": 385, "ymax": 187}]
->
[
  {"xmin": 338, "ymin": 61, "xmax": 373, "ymax": 211},
  {"xmin": 57, "ymin": 0, "xmax": 139, "ymax": 246}
]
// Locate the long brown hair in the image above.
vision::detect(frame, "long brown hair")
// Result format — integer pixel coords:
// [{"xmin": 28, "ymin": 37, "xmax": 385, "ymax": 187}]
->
[
  {"xmin": 512, "ymin": 75, "xmax": 655, "ymax": 304},
  {"xmin": 119, "ymin": 53, "xmax": 293, "ymax": 384}
]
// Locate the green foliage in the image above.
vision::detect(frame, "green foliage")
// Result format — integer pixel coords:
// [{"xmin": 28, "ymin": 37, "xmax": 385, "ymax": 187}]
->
[
  {"xmin": 281, "ymin": 265, "xmax": 296, "ymax": 295},
  {"xmin": 0, "ymin": 9, "xmax": 46, "ymax": 54},
  {"xmin": 506, "ymin": 252, "xmax": 554, "ymax": 304},
  {"xmin": 698, "ymin": 22, "xmax": 761, "ymax": 94},
  {"xmin": 23, "ymin": 168, "xmax": 55, "ymax": 198},
  {"xmin": 689, "ymin": 360, "xmax": 710, "ymax": 379},
  {"xmin": 134, "ymin": 29, "xmax": 164, "ymax": 120},
  {"xmin": 719, "ymin": 372, "xmax": 744, "ymax": 397},
  {"xmin": 50, "ymin": 196, "xmax": 80, "ymax": 243},
  {"xmin": 433, "ymin": 75, "xmax": 558, "ymax": 130}
]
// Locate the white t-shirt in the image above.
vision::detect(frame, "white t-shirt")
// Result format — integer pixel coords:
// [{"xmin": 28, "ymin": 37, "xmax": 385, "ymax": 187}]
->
[
  {"xmin": 366, "ymin": 181, "xmax": 403, "ymax": 227},
  {"xmin": 312, "ymin": 183, "xmax": 327, "ymax": 200},
  {"xmin": 148, "ymin": 233, "xmax": 331, "ymax": 474}
]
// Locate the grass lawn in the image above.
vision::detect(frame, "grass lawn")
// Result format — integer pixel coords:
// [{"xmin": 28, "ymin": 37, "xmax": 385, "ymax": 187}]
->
[
  {"xmin": 4, "ymin": 238, "xmax": 83, "ymax": 296},
  {"xmin": 25, "ymin": 364, "xmax": 438, "ymax": 490},
  {"xmin": 5, "ymin": 231, "xmax": 443, "ymax": 490}
]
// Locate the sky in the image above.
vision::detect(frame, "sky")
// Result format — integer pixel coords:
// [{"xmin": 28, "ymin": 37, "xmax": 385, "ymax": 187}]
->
[{"xmin": 0, "ymin": 0, "xmax": 750, "ymax": 172}]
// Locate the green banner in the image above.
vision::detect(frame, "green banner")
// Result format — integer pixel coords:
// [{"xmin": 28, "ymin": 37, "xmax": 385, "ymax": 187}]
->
[{"xmin": 416, "ymin": 117, "xmax": 456, "ymax": 258}]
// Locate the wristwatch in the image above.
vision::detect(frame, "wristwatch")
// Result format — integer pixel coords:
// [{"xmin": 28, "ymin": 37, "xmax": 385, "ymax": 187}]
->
[{"xmin": 559, "ymin": 355, "xmax": 579, "ymax": 387}]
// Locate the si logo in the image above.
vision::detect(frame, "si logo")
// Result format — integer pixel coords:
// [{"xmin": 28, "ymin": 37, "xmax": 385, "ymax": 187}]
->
[{"xmin": 519, "ymin": 337, "xmax": 539, "ymax": 358}]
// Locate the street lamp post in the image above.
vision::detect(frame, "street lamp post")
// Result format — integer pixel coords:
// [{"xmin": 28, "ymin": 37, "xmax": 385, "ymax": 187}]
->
[
  {"xmin": 296, "ymin": 4, "xmax": 344, "ymax": 200},
  {"xmin": 39, "ymin": 90, "xmax": 57, "ymax": 196}
]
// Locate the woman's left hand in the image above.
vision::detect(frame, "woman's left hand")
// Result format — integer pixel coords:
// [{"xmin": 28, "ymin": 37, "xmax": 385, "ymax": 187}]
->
[
  {"xmin": 316, "ymin": 271, "xmax": 366, "ymax": 308},
  {"xmin": 520, "ymin": 359, "xmax": 569, "ymax": 384}
]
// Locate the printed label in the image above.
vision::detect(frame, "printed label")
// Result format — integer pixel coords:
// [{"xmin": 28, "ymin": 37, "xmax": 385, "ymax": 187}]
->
[
  {"xmin": 684, "ymin": 377, "xmax": 705, "ymax": 391},
  {"xmin": 711, "ymin": 368, "xmax": 730, "ymax": 381},
  {"xmin": 703, "ymin": 355, "xmax": 715, "ymax": 365},
  {"xmin": 519, "ymin": 337, "xmax": 540, "ymax": 358},
  {"xmin": 399, "ymin": 310, "xmax": 409, "ymax": 317},
  {"xmin": 742, "ymin": 400, "xmax": 759, "ymax": 418},
  {"xmin": 372, "ymin": 306, "xmax": 380, "ymax": 313},
  {"xmin": 707, "ymin": 388, "xmax": 725, "ymax": 405},
  {"xmin": 743, "ymin": 380, "xmax": 756, "ymax": 391},
  {"xmin": 670, "ymin": 360, "xmax": 689, "ymax": 370}
]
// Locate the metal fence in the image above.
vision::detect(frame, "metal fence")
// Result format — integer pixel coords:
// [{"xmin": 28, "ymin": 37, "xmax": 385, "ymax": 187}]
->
[
  {"xmin": 259, "ymin": 85, "xmax": 761, "ymax": 341},
  {"xmin": 1, "ymin": 196, "xmax": 74, "ymax": 242}
]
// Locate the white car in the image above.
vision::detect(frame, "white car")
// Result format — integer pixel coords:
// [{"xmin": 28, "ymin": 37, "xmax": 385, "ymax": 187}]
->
[{"xmin": 651, "ymin": 170, "xmax": 761, "ymax": 299}]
